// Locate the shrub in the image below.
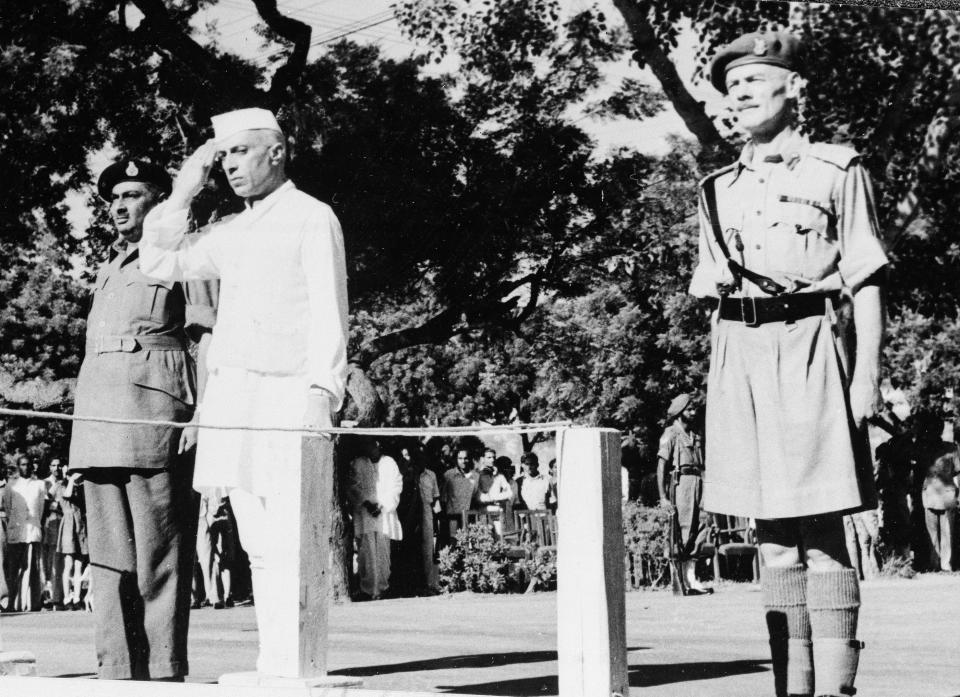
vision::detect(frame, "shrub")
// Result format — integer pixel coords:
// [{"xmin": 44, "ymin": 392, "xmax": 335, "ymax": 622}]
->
[
  {"xmin": 622, "ymin": 501, "xmax": 672, "ymax": 590},
  {"xmin": 519, "ymin": 546, "xmax": 558, "ymax": 592},
  {"xmin": 438, "ymin": 522, "xmax": 557, "ymax": 593}
]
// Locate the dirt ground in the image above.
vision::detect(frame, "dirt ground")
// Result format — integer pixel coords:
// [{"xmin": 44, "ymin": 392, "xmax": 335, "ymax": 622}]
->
[{"xmin": 2, "ymin": 573, "xmax": 958, "ymax": 696}]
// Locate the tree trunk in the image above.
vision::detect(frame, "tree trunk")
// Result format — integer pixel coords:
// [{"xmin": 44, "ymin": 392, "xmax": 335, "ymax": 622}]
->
[
  {"xmin": 611, "ymin": 0, "xmax": 732, "ymax": 159},
  {"xmin": 330, "ymin": 365, "xmax": 387, "ymax": 600}
]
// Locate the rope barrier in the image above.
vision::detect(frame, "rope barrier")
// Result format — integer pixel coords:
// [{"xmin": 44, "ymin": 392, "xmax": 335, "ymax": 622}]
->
[{"xmin": 0, "ymin": 406, "xmax": 573, "ymax": 437}]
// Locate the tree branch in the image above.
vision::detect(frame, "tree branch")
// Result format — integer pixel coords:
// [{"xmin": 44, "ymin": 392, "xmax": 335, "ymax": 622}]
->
[
  {"xmin": 250, "ymin": 0, "xmax": 312, "ymax": 107},
  {"xmin": 130, "ymin": 0, "xmax": 258, "ymax": 116},
  {"xmin": 611, "ymin": 0, "xmax": 731, "ymax": 156},
  {"xmin": 354, "ymin": 271, "xmax": 549, "ymax": 367}
]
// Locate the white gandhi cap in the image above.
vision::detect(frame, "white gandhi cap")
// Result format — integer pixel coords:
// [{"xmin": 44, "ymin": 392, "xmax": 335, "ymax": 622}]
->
[{"xmin": 211, "ymin": 107, "xmax": 282, "ymax": 143}]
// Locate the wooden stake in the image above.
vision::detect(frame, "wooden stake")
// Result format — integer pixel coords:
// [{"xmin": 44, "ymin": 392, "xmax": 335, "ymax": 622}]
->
[{"xmin": 557, "ymin": 427, "xmax": 629, "ymax": 697}]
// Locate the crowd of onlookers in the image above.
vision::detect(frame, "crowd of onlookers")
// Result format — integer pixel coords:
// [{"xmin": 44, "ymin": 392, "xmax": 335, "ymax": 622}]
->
[
  {"xmin": 345, "ymin": 437, "xmax": 558, "ymax": 600},
  {"xmin": 0, "ymin": 456, "xmax": 89, "ymax": 612},
  {"xmin": 0, "ymin": 454, "xmax": 253, "ymax": 613},
  {"xmin": 0, "ymin": 438, "xmax": 556, "ymax": 610}
]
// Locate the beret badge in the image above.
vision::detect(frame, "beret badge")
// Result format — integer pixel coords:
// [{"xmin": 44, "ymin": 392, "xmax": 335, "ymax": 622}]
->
[
  {"xmin": 753, "ymin": 37, "xmax": 767, "ymax": 56},
  {"xmin": 125, "ymin": 161, "xmax": 139, "ymax": 177}
]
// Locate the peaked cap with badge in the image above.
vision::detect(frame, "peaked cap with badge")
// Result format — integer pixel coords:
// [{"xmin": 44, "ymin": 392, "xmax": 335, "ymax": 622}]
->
[
  {"xmin": 709, "ymin": 30, "xmax": 804, "ymax": 93},
  {"xmin": 97, "ymin": 159, "xmax": 172, "ymax": 201}
]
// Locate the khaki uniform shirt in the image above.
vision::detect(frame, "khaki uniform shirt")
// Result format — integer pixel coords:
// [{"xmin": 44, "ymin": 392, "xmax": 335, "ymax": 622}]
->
[
  {"xmin": 658, "ymin": 421, "xmax": 704, "ymax": 473},
  {"xmin": 692, "ymin": 131, "xmax": 887, "ymax": 518},
  {"xmin": 69, "ymin": 243, "xmax": 217, "ymax": 470},
  {"xmin": 690, "ymin": 130, "xmax": 888, "ymax": 298}
]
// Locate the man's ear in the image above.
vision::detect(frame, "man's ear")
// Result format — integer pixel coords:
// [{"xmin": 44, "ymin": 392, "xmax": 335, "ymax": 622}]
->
[
  {"xmin": 785, "ymin": 70, "xmax": 804, "ymax": 101},
  {"xmin": 269, "ymin": 142, "xmax": 286, "ymax": 166}
]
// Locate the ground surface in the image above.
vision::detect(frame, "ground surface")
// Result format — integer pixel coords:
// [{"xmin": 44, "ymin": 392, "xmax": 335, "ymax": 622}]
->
[{"xmin": 2, "ymin": 573, "xmax": 957, "ymax": 696}]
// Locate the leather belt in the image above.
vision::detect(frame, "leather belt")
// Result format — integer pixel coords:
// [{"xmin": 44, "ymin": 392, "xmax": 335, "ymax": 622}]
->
[
  {"xmin": 87, "ymin": 334, "xmax": 185, "ymax": 354},
  {"xmin": 718, "ymin": 292, "xmax": 838, "ymax": 327},
  {"xmin": 678, "ymin": 466, "xmax": 702, "ymax": 476}
]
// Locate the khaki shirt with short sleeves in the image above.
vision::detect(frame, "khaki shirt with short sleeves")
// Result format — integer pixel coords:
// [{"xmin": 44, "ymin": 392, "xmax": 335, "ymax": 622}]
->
[{"xmin": 689, "ymin": 131, "xmax": 888, "ymax": 299}]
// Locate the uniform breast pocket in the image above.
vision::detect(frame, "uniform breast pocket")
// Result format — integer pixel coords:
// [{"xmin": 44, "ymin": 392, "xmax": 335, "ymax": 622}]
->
[
  {"xmin": 147, "ymin": 279, "xmax": 176, "ymax": 316},
  {"xmin": 122, "ymin": 275, "xmax": 176, "ymax": 322},
  {"xmin": 767, "ymin": 200, "xmax": 836, "ymax": 281}
]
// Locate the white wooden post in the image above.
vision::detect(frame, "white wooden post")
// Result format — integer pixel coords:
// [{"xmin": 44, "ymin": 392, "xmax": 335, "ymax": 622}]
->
[
  {"xmin": 557, "ymin": 427, "xmax": 629, "ymax": 697},
  {"xmin": 219, "ymin": 436, "xmax": 359, "ymax": 689}
]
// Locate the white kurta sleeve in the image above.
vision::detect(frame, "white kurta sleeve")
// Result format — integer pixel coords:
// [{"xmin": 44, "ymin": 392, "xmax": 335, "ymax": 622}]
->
[
  {"xmin": 300, "ymin": 204, "xmax": 349, "ymax": 409},
  {"xmin": 140, "ymin": 202, "xmax": 222, "ymax": 281}
]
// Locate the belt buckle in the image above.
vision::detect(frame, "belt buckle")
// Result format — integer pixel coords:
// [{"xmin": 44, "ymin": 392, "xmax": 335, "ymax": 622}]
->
[{"xmin": 740, "ymin": 297, "xmax": 759, "ymax": 327}]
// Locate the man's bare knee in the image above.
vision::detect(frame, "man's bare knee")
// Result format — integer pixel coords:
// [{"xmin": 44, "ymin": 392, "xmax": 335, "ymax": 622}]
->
[
  {"xmin": 800, "ymin": 514, "xmax": 851, "ymax": 570},
  {"xmin": 757, "ymin": 519, "xmax": 802, "ymax": 567}
]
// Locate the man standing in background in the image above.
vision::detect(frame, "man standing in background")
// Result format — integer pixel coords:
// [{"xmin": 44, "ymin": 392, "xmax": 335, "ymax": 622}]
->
[
  {"xmin": 657, "ymin": 393, "xmax": 709, "ymax": 595},
  {"xmin": 348, "ymin": 438, "xmax": 402, "ymax": 600},
  {"xmin": 3, "ymin": 456, "xmax": 46, "ymax": 611}
]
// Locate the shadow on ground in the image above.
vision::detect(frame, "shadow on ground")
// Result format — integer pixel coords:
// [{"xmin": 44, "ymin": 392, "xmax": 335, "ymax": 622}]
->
[
  {"xmin": 331, "ymin": 648, "xmax": 646, "ymax": 678},
  {"xmin": 431, "ymin": 659, "xmax": 769, "ymax": 696}
]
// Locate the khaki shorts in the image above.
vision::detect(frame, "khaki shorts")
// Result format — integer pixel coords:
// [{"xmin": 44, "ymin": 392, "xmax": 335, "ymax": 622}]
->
[{"xmin": 702, "ymin": 311, "xmax": 875, "ymax": 519}]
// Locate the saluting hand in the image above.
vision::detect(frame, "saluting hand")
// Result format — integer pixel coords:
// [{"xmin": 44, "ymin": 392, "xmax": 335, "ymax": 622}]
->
[{"xmin": 168, "ymin": 139, "xmax": 218, "ymax": 210}]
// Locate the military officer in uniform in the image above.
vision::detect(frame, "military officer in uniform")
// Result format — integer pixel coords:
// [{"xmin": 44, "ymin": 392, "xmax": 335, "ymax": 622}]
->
[
  {"xmin": 692, "ymin": 32, "xmax": 887, "ymax": 697},
  {"xmin": 657, "ymin": 393, "xmax": 710, "ymax": 594},
  {"xmin": 69, "ymin": 160, "xmax": 217, "ymax": 680}
]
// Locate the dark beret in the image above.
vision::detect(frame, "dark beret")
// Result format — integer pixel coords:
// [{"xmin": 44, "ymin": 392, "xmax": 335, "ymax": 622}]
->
[
  {"xmin": 709, "ymin": 30, "xmax": 804, "ymax": 94},
  {"xmin": 96, "ymin": 159, "xmax": 172, "ymax": 201}
]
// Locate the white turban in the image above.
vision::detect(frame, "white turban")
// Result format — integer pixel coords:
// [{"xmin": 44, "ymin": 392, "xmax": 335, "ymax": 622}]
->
[{"xmin": 211, "ymin": 107, "xmax": 282, "ymax": 143}]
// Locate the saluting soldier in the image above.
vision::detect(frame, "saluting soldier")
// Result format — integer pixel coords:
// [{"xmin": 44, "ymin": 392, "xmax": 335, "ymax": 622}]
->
[
  {"xmin": 657, "ymin": 393, "xmax": 710, "ymax": 595},
  {"xmin": 692, "ymin": 32, "xmax": 887, "ymax": 697},
  {"xmin": 70, "ymin": 160, "xmax": 217, "ymax": 681}
]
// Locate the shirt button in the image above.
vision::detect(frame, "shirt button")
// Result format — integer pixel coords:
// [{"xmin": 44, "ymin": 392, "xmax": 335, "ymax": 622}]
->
[
  {"xmin": 755, "ymin": 244, "xmax": 762, "ymax": 250},
  {"xmin": 98, "ymin": 321, "xmax": 105, "ymax": 327},
  {"xmin": 107, "ymin": 293, "xmax": 115, "ymax": 299},
  {"xmin": 758, "ymin": 178, "xmax": 765, "ymax": 184},
  {"xmin": 756, "ymin": 210, "xmax": 762, "ymax": 216}
]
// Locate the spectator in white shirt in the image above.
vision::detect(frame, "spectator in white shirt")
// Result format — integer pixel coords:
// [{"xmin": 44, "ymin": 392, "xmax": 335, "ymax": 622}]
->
[
  {"xmin": 520, "ymin": 454, "xmax": 550, "ymax": 511},
  {"xmin": 476, "ymin": 449, "xmax": 513, "ymax": 534},
  {"xmin": 348, "ymin": 438, "xmax": 403, "ymax": 600},
  {"xmin": 3, "ymin": 456, "xmax": 47, "ymax": 611}
]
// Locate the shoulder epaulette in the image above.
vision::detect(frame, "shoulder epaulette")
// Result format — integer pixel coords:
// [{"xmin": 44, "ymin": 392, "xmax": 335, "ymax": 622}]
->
[
  {"xmin": 809, "ymin": 142, "xmax": 860, "ymax": 169},
  {"xmin": 698, "ymin": 161, "xmax": 737, "ymax": 189}
]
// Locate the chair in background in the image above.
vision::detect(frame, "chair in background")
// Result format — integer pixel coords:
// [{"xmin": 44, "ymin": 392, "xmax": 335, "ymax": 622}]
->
[{"xmin": 710, "ymin": 515, "xmax": 759, "ymax": 582}]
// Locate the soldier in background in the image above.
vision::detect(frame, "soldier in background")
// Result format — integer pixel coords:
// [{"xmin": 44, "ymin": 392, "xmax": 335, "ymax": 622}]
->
[{"xmin": 657, "ymin": 393, "xmax": 709, "ymax": 595}]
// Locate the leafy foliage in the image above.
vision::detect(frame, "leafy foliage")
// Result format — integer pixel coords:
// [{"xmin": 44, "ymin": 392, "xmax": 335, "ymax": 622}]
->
[
  {"xmin": 438, "ymin": 522, "xmax": 524, "ymax": 593},
  {"xmin": 622, "ymin": 501, "xmax": 671, "ymax": 590},
  {"xmin": 0, "ymin": 238, "xmax": 87, "ymax": 462},
  {"xmin": 3, "ymin": 0, "xmax": 960, "ymax": 461}
]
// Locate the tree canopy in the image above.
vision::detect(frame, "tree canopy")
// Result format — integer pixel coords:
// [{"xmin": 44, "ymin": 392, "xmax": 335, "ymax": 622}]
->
[{"xmin": 2, "ymin": 0, "xmax": 959, "ymax": 462}]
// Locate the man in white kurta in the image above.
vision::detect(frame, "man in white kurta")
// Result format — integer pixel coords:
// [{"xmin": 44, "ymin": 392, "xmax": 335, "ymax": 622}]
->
[
  {"xmin": 347, "ymin": 439, "xmax": 402, "ymax": 600},
  {"xmin": 139, "ymin": 108, "xmax": 348, "ymax": 678}
]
